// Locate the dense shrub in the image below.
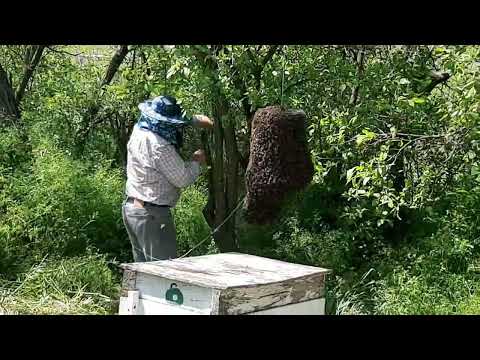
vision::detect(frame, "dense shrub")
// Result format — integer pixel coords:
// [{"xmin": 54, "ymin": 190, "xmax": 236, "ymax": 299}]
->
[
  {"xmin": 174, "ymin": 183, "xmax": 217, "ymax": 257},
  {"xmin": 0, "ymin": 139, "xmax": 130, "ymax": 277}
]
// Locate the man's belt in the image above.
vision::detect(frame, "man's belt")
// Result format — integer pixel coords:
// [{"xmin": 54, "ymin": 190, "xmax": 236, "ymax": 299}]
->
[{"xmin": 127, "ymin": 197, "xmax": 170, "ymax": 209}]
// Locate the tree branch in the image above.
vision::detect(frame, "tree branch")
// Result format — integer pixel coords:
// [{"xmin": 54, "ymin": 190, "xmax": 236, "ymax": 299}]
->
[
  {"xmin": 101, "ymin": 45, "xmax": 130, "ymax": 88},
  {"xmin": 283, "ymin": 77, "xmax": 316, "ymax": 95},
  {"xmin": 75, "ymin": 45, "xmax": 131, "ymax": 148},
  {"xmin": 46, "ymin": 46, "xmax": 81, "ymax": 57},
  {"xmin": 260, "ymin": 45, "xmax": 280, "ymax": 68},
  {"xmin": 245, "ymin": 48, "xmax": 257, "ymax": 67},
  {"xmin": 15, "ymin": 45, "xmax": 46, "ymax": 105},
  {"xmin": 421, "ymin": 70, "xmax": 450, "ymax": 95},
  {"xmin": 350, "ymin": 47, "xmax": 366, "ymax": 106}
]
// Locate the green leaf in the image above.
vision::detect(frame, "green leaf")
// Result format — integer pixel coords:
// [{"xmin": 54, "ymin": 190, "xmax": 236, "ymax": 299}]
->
[
  {"xmin": 399, "ymin": 78, "xmax": 410, "ymax": 85},
  {"xmin": 346, "ymin": 167, "xmax": 356, "ymax": 182},
  {"xmin": 390, "ymin": 126, "xmax": 397, "ymax": 138},
  {"xmin": 356, "ymin": 129, "xmax": 376, "ymax": 146},
  {"xmin": 412, "ymin": 97, "xmax": 425, "ymax": 104},
  {"xmin": 466, "ymin": 86, "xmax": 476, "ymax": 99}
]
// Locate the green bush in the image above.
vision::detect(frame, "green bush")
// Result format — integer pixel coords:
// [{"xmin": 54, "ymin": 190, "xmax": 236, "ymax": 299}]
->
[
  {"xmin": 458, "ymin": 291, "xmax": 480, "ymax": 314},
  {"xmin": 0, "ymin": 140, "xmax": 130, "ymax": 276},
  {"xmin": 0, "ymin": 127, "xmax": 32, "ymax": 173},
  {"xmin": 173, "ymin": 184, "xmax": 215, "ymax": 257},
  {"xmin": 373, "ymin": 268, "xmax": 476, "ymax": 315},
  {"xmin": 371, "ymin": 203, "xmax": 480, "ymax": 315}
]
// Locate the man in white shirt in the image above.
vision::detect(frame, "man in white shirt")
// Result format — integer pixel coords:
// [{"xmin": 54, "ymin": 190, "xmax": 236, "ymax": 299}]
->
[{"xmin": 122, "ymin": 95, "xmax": 213, "ymax": 262}]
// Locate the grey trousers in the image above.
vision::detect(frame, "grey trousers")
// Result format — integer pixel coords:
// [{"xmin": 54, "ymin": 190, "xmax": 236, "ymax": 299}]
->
[{"xmin": 122, "ymin": 200, "xmax": 177, "ymax": 262}]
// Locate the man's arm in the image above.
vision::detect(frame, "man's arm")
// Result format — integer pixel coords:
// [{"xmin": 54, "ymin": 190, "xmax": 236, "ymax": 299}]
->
[
  {"xmin": 191, "ymin": 115, "xmax": 214, "ymax": 129},
  {"xmin": 153, "ymin": 144, "xmax": 203, "ymax": 188}
]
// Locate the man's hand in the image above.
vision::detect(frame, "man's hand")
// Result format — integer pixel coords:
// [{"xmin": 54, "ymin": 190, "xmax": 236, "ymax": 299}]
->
[
  {"xmin": 194, "ymin": 115, "xmax": 214, "ymax": 129},
  {"xmin": 192, "ymin": 149, "xmax": 207, "ymax": 165}
]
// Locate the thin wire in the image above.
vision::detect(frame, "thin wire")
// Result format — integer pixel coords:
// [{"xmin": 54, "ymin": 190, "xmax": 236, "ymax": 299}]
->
[
  {"xmin": 164, "ymin": 59, "xmax": 168, "ymax": 94},
  {"xmin": 179, "ymin": 196, "xmax": 246, "ymax": 258},
  {"xmin": 280, "ymin": 46, "xmax": 286, "ymax": 107}
]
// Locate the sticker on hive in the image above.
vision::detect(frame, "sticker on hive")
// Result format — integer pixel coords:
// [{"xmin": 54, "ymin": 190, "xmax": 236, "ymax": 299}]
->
[{"xmin": 165, "ymin": 283, "xmax": 184, "ymax": 305}]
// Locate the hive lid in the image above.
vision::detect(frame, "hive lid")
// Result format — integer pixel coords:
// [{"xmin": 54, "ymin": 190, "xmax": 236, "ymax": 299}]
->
[{"xmin": 120, "ymin": 252, "xmax": 331, "ymax": 290}]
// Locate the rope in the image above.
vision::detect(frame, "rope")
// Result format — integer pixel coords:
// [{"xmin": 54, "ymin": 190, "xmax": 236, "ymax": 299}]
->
[
  {"xmin": 128, "ymin": 196, "xmax": 246, "ymax": 262},
  {"xmin": 280, "ymin": 46, "xmax": 286, "ymax": 107},
  {"xmin": 179, "ymin": 195, "xmax": 245, "ymax": 258}
]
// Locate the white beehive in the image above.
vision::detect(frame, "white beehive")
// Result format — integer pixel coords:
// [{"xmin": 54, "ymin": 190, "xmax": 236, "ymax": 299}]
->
[{"xmin": 118, "ymin": 252, "xmax": 331, "ymax": 315}]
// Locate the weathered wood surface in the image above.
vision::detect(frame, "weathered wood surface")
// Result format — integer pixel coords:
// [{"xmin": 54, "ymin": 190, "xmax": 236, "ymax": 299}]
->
[
  {"xmin": 120, "ymin": 252, "xmax": 330, "ymax": 289},
  {"xmin": 120, "ymin": 269, "xmax": 137, "ymax": 297},
  {"xmin": 119, "ymin": 252, "xmax": 331, "ymax": 315},
  {"xmin": 209, "ymin": 289, "xmax": 222, "ymax": 315},
  {"xmin": 218, "ymin": 272, "xmax": 326, "ymax": 315},
  {"xmin": 248, "ymin": 298, "xmax": 325, "ymax": 315},
  {"xmin": 118, "ymin": 297, "xmax": 325, "ymax": 315}
]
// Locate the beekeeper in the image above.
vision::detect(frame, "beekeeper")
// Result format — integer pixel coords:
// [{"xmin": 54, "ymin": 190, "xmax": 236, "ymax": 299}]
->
[{"xmin": 122, "ymin": 95, "xmax": 213, "ymax": 262}]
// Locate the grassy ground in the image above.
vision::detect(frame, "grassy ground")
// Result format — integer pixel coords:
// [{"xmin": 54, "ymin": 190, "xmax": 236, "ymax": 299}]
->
[{"xmin": 0, "ymin": 185, "xmax": 210, "ymax": 315}]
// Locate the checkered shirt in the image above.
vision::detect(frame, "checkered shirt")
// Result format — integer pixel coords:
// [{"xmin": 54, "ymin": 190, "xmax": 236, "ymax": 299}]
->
[{"xmin": 125, "ymin": 125, "xmax": 200, "ymax": 207}]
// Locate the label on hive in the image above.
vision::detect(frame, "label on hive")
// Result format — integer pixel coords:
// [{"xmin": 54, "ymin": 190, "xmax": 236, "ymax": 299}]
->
[{"xmin": 134, "ymin": 273, "xmax": 215, "ymax": 313}]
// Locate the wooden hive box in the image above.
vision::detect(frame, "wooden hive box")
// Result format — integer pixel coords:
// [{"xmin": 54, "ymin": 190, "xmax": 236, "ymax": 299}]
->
[{"xmin": 118, "ymin": 253, "xmax": 331, "ymax": 315}]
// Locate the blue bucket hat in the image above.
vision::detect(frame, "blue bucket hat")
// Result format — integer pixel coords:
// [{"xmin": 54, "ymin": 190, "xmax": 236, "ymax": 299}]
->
[{"xmin": 138, "ymin": 95, "xmax": 189, "ymax": 126}]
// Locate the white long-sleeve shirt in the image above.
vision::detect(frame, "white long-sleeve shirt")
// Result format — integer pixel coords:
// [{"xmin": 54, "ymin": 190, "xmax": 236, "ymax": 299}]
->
[{"xmin": 125, "ymin": 125, "xmax": 200, "ymax": 207}]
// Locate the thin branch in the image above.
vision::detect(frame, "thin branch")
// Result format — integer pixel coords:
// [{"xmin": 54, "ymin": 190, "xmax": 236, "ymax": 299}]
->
[
  {"xmin": 75, "ymin": 45, "xmax": 131, "ymax": 148},
  {"xmin": 46, "ymin": 46, "xmax": 81, "ymax": 57},
  {"xmin": 283, "ymin": 77, "xmax": 317, "ymax": 94},
  {"xmin": 350, "ymin": 46, "xmax": 366, "ymax": 106},
  {"xmin": 245, "ymin": 47, "xmax": 257, "ymax": 67},
  {"xmin": 261, "ymin": 45, "xmax": 280, "ymax": 68},
  {"xmin": 101, "ymin": 45, "xmax": 130, "ymax": 88},
  {"xmin": 396, "ymin": 132, "xmax": 444, "ymax": 138}
]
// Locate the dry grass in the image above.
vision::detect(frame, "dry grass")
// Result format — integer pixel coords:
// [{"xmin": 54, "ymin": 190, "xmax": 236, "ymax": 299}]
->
[{"xmin": 0, "ymin": 254, "xmax": 120, "ymax": 315}]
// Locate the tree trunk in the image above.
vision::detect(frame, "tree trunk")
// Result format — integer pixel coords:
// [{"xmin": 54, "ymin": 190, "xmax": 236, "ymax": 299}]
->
[
  {"xmin": 210, "ymin": 99, "xmax": 228, "ymax": 251},
  {"xmin": 192, "ymin": 45, "xmax": 279, "ymax": 252},
  {"xmin": 201, "ymin": 131, "xmax": 215, "ymax": 228},
  {"xmin": 15, "ymin": 45, "xmax": 46, "ymax": 105},
  {"xmin": 0, "ymin": 45, "xmax": 47, "ymax": 125},
  {"xmin": 0, "ymin": 64, "xmax": 19, "ymax": 122},
  {"xmin": 193, "ymin": 46, "xmax": 240, "ymax": 252},
  {"xmin": 102, "ymin": 45, "xmax": 129, "ymax": 87},
  {"xmin": 223, "ymin": 119, "xmax": 240, "ymax": 248}
]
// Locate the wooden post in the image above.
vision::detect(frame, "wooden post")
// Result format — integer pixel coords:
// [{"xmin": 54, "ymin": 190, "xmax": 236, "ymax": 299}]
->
[{"xmin": 120, "ymin": 290, "xmax": 139, "ymax": 315}]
